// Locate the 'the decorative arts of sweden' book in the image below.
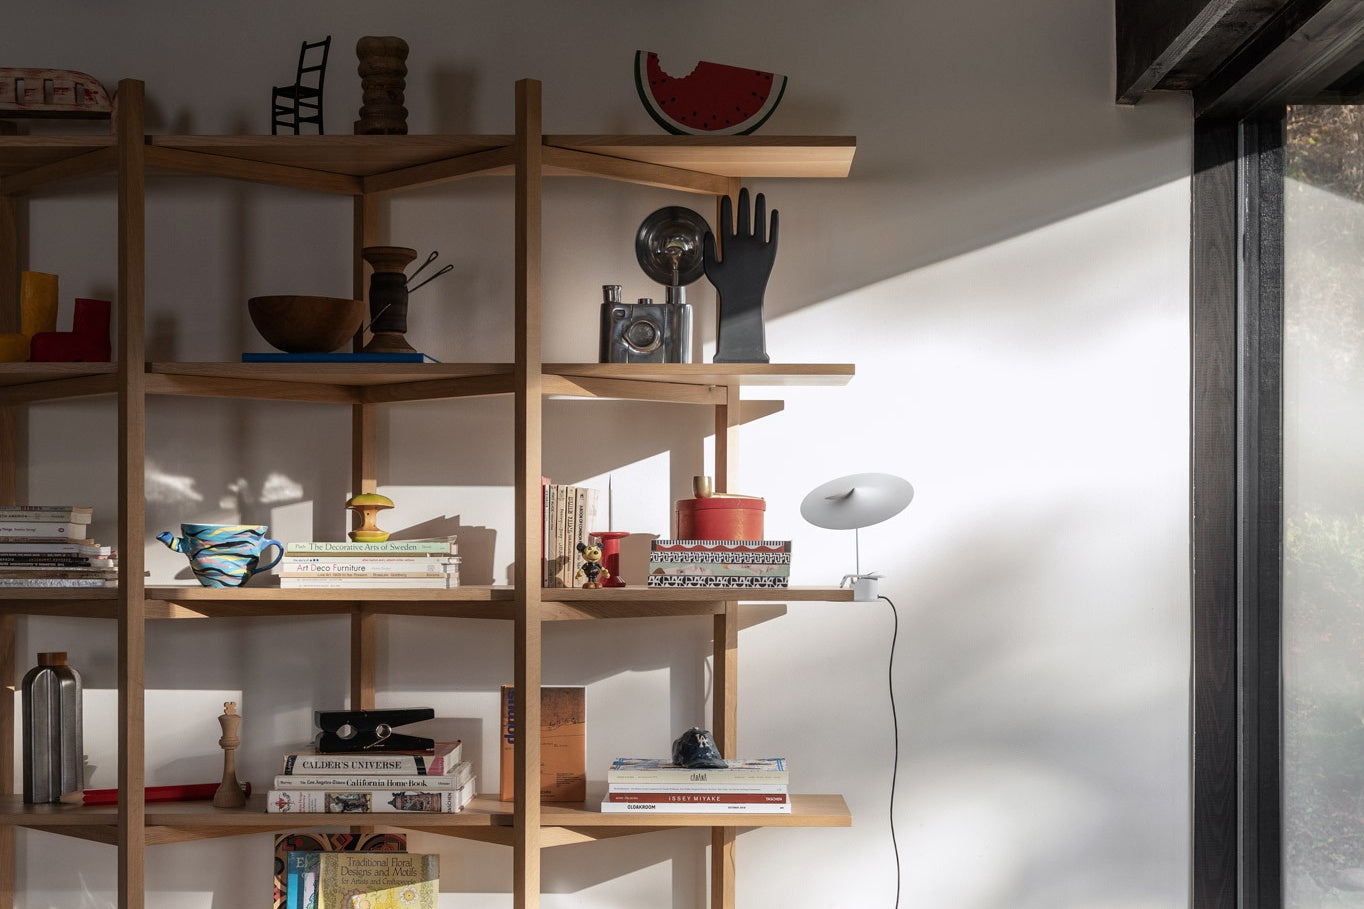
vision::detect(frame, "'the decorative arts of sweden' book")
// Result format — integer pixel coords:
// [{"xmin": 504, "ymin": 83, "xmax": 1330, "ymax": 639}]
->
[{"xmin": 285, "ymin": 539, "xmax": 458, "ymax": 556}]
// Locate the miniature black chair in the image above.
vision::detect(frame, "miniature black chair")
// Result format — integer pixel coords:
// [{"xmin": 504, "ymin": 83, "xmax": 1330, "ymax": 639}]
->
[{"xmin": 271, "ymin": 36, "xmax": 330, "ymax": 135}]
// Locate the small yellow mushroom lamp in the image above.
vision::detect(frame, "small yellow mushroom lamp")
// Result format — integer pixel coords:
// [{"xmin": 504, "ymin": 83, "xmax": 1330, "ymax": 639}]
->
[{"xmin": 347, "ymin": 492, "xmax": 395, "ymax": 542}]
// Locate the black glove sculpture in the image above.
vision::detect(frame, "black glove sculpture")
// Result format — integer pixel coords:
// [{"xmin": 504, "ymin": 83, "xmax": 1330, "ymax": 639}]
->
[{"xmin": 704, "ymin": 187, "xmax": 776, "ymax": 363}]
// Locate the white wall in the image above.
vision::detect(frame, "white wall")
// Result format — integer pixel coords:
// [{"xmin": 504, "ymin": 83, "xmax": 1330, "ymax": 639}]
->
[{"xmin": 9, "ymin": 1, "xmax": 1192, "ymax": 906}]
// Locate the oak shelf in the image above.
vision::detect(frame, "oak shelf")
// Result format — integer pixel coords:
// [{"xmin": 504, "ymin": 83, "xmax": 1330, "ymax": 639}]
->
[
  {"xmin": 0, "ymin": 78, "xmax": 858, "ymax": 909},
  {"xmin": 0, "ymin": 791, "xmax": 848, "ymax": 850},
  {"xmin": 0, "ymin": 135, "xmax": 116, "ymax": 175},
  {"xmin": 539, "ymin": 792, "xmax": 852, "ymax": 829},
  {"xmin": 0, "ymin": 585, "xmax": 851, "ymax": 622}
]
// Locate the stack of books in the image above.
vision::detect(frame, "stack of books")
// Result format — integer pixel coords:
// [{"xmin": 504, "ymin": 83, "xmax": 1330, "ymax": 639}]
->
[
  {"xmin": 266, "ymin": 739, "xmax": 475, "ymax": 814},
  {"xmin": 541, "ymin": 479, "xmax": 602, "ymax": 587},
  {"xmin": 275, "ymin": 538, "xmax": 460, "ymax": 589},
  {"xmin": 601, "ymin": 756, "xmax": 791, "ymax": 814},
  {"xmin": 0, "ymin": 505, "xmax": 117, "ymax": 588},
  {"xmin": 646, "ymin": 539, "xmax": 792, "ymax": 588}
]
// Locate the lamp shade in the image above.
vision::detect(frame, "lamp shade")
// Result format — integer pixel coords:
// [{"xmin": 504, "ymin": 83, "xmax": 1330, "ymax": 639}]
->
[{"xmin": 800, "ymin": 473, "xmax": 914, "ymax": 531}]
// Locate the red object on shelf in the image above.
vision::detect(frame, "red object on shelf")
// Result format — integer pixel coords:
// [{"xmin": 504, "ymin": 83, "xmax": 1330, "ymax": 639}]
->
[
  {"xmin": 73, "ymin": 781, "xmax": 252, "ymax": 805},
  {"xmin": 591, "ymin": 531, "xmax": 629, "ymax": 587},
  {"xmin": 29, "ymin": 297, "xmax": 112, "ymax": 362},
  {"xmin": 674, "ymin": 495, "xmax": 765, "ymax": 541}
]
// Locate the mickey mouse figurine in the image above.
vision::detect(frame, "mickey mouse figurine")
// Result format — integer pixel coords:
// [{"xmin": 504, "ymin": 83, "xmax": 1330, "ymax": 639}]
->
[{"xmin": 576, "ymin": 540, "xmax": 610, "ymax": 589}]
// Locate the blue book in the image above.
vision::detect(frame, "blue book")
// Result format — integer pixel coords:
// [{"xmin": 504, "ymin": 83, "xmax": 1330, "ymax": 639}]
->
[
  {"xmin": 286, "ymin": 851, "xmax": 321, "ymax": 909},
  {"xmin": 241, "ymin": 352, "xmax": 438, "ymax": 363}
]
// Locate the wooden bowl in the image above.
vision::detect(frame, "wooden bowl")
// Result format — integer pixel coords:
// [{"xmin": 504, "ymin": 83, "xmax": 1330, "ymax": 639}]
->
[{"xmin": 248, "ymin": 295, "xmax": 366, "ymax": 354}]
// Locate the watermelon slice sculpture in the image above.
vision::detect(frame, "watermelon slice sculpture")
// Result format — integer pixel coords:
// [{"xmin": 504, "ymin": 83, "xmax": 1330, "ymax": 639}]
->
[{"xmin": 634, "ymin": 50, "xmax": 787, "ymax": 136}]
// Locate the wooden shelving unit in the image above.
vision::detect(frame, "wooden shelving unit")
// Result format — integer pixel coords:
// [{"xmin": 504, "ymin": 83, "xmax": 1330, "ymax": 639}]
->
[{"xmin": 0, "ymin": 77, "xmax": 857, "ymax": 909}]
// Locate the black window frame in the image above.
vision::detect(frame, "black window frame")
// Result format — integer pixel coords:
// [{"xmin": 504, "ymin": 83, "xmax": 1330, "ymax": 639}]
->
[
  {"xmin": 1118, "ymin": 2, "xmax": 1364, "ymax": 906},
  {"xmin": 1191, "ymin": 112, "xmax": 1285, "ymax": 909}
]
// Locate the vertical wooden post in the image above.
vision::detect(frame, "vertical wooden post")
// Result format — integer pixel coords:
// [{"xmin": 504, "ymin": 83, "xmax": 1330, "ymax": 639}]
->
[
  {"xmin": 0, "ymin": 108, "xmax": 20, "ymax": 909},
  {"xmin": 708, "ymin": 177, "xmax": 743, "ymax": 905},
  {"xmin": 351, "ymin": 191, "xmax": 380, "ymax": 498},
  {"xmin": 351, "ymin": 192, "xmax": 380, "ymax": 709},
  {"xmin": 0, "ymin": 613, "xmax": 13, "ymax": 909},
  {"xmin": 513, "ymin": 78, "xmax": 545, "ymax": 909},
  {"xmin": 353, "ymin": 191, "xmax": 378, "ymax": 352},
  {"xmin": 714, "ymin": 383, "xmax": 741, "ymax": 494},
  {"xmin": 0, "ymin": 191, "xmax": 17, "ymax": 330},
  {"xmin": 115, "ymin": 78, "xmax": 148, "ymax": 909},
  {"xmin": 0, "ymin": 192, "xmax": 18, "ymax": 509},
  {"xmin": 711, "ymin": 602, "xmax": 739, "ymax": 909}
]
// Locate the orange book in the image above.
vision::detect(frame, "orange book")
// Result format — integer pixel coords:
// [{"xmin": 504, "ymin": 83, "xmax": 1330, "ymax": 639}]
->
[{"xmin": 499, "ymin": 685, "xmax": 586, "ymax": 802}]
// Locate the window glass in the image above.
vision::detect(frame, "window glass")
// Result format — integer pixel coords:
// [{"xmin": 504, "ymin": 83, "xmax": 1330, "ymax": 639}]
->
[{"xmin": 1283, "ymin": 104, "xmax": 1364, "ymax": 905}]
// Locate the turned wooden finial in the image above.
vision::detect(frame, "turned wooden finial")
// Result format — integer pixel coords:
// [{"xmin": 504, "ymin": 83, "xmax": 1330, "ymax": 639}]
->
[
  {"xmin": 354, "ymin": 36, "xmax": 409, "ymax": 134},
  {"xmin": 213, "ymin": 701, "xmax": 247, "ymax": 808}
]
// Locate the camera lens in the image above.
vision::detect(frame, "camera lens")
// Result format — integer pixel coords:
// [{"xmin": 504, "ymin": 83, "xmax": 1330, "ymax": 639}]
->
[{"xmin": 625, "ymin": 320, "xmax": 662, "ymax": 352}]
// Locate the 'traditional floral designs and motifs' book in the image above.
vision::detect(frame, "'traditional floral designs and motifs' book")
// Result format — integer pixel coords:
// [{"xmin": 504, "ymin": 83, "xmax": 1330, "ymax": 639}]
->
[
  {"xmin": 272, "ymin": 832, "xmax": 407, "ymax": 909},
  {"xmin": 316, "ymin": 851, "xmax": 439, "ymax": 909},
  {"xmin": 281, "ymin": 741, "xmax": 462, "ymax": 776}
]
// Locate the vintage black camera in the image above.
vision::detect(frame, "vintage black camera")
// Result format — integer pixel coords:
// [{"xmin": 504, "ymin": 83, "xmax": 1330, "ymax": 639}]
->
[
  {"xmin": 598, "ymin": 205, "xmax": 708, "ymax": 364},
  {"xmin": 600, "ymin": 286, "xmax": 693, "ymax": 363}
]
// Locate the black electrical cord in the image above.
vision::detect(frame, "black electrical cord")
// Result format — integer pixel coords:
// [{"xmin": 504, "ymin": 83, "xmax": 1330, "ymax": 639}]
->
[{"xmin": 882, "ymin": 593, "xmax": 900, "ymax": 909}]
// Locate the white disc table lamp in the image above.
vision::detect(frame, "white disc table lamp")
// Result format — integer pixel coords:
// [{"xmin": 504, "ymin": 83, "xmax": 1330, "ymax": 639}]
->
[{"xmin": 800, "ymin": 473, "xmax": 914, "ymax": 601}]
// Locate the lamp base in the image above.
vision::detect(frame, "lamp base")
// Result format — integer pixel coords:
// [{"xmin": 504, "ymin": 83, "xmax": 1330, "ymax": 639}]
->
[{"xmin": 841, "ymin": 573, "xmax": 883, "ymax": 602}]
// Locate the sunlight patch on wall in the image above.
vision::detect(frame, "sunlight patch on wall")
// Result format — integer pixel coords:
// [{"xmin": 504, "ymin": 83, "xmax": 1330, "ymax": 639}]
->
[
  {"xmin": 144, "ymin": 461, "xmax": 205, "ymax": 504},
  {"xmin": 580, "ymin": 451, "xmax": 671, "ymax": 536}
]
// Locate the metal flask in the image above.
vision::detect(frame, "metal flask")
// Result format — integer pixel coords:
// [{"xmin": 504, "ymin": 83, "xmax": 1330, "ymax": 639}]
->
[{"xmin": 22, "ymin": 651, "xmax": 84, "ymax": 803}]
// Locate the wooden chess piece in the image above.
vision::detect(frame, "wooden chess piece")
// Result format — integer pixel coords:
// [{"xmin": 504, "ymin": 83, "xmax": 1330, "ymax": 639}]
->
[{"xmin": 213, "ymin": 701, "xmax": 247, "ymax": 808}]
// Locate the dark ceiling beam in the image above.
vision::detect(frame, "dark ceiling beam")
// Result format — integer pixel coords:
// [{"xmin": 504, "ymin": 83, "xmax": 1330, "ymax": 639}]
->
[
  {"xmin": 1195, "ymin": 0, "xmax": 1364, "ymax": 116},
  {"xmin": 1118, "ymin": 0, "xmax": 1364, "ymax": 115},
  {"xmin": 1117, "ymin": 0, "xmax": 1292, "ymax": 103}
]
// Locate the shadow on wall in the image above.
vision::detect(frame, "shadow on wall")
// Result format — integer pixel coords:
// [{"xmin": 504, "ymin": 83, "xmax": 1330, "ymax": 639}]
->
[{"xmin": 393, "ymin": 514, "xmax": 497, "ymax": 585}]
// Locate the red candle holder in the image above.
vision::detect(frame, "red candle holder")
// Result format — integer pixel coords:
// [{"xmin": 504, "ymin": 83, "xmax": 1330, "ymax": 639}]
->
[{"xmin": 591, "ymin": 531, "xmax": 629, "ymax": 587}]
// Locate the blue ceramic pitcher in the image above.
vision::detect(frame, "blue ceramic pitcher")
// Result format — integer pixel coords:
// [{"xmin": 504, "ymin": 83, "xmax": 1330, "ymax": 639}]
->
[{"xmin": 156, "ymin": 523, "xmax": 283, "ymax": 588}]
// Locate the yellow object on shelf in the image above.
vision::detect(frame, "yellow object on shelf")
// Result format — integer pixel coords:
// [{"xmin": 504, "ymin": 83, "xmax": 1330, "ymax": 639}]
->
[
  {"xmin": 347, "ymin": 492, "xmax": 395, "ymax": 542},
  {"xmin": 0, "ymin": 271, "xmax": 59, "ymax": 361}
]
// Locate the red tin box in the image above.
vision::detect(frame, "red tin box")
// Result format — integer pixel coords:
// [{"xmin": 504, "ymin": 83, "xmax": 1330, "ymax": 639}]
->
[{"xmin": 674, "ymin": 495, "xmax": 765, "ymax": 541}]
